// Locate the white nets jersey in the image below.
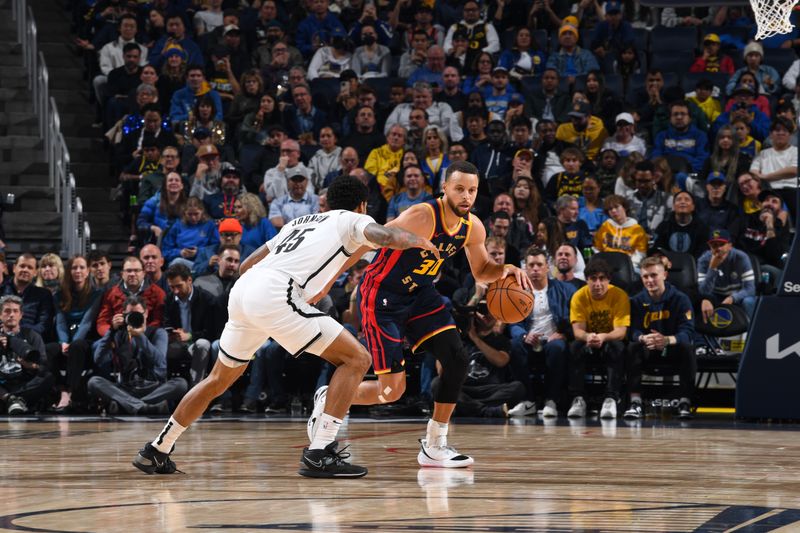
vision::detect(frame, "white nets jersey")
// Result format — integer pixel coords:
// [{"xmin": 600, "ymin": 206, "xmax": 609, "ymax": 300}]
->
[{"xmin": 253, "ymin": 210, "xmax": 377, "ymax": 297}]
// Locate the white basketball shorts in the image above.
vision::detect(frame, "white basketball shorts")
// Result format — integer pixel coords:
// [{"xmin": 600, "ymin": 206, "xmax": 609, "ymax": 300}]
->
[{"xmin": 218, "ymin": 269, "xmax": 343, "ymax": 368}]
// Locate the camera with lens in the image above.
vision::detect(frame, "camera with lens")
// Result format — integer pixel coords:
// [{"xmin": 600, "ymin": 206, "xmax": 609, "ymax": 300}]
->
[
  {"xmin": 734, "ymin": 102, "xmax": 749, "ymax": 111},
  {"xmin": 125, "ymin": 311, "xmax": 145, "ymax": 329}
]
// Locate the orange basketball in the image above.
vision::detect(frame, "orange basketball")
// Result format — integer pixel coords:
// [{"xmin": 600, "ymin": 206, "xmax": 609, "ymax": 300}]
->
[{"xmin": 486, "ymin": 276, "xmax": 534, "ymax": 323}]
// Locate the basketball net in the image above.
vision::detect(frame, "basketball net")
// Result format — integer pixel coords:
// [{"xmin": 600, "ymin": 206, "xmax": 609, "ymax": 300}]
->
[{"xmin": 751, "ymin": 0, "xmax": 800, "ymax": 39}]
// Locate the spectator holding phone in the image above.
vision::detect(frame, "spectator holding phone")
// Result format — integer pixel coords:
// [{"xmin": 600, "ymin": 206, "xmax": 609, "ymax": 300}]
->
[{"xmin": 160, "ymin": 198, "xmax": 218, "ymax": 268}]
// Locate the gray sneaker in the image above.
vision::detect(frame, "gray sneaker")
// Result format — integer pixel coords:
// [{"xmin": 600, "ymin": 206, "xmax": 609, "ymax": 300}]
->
[
  {"xmin": 567, "ymin": 396, "xmax": 586, "ymax": 418},
  {"xmin": 541, "ymin": 400, "xmax": 558, "ymax": 418},
  {"xmin": 7, "ymin": 396, "xmax": 27, "ymax": 415},
  {"xmin": 600, "ymin": 397, "xmax": 617, "ymax": 419}
]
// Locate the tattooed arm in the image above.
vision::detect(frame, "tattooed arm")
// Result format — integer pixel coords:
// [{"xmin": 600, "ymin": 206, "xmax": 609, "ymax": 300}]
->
[{"xmin": 364, "ymin": 223, "xmax": 440, "ymax": 259}]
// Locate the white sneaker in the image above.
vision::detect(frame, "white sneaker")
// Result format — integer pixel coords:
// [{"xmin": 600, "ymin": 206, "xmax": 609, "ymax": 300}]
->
[
  {"xmin": 541, "ymin": 400, "xmax": 558, "ymax": 418},
  {"xmin": 306, "ymin": 385, "xmax": 328, "ymax": 441},
  {"xmin": 417, "ymin": 437, "xmax": 474, "ymax": 468},
  {"xmin": 600, "ymin": 397, "xmax": 617, "ymax": 419},
  {"xmin": 507, "ymin": 400, "xmax": 536, "ymax": 417},
  {"xmin": 567, "ymin": 396, "xmax": 586, "ymax": 418}
]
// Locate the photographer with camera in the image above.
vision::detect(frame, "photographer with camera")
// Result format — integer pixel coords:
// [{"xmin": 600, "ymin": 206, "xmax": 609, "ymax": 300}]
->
[
  {"xmin": 438, "ymin": 296, "xmax": 526, "ymax": 419},
  {"xmin": 88, "ymin": 295, "xmax": 187, "ymax": 415},
  {"xmin": 712, "ymin": 83, "xmax": 770, "ymax": 143},
  {"xmin": 95, "ymin": 256, "xmax": 166, "ymax": 338},
  {"xmin": 0, "ymin": 295, "xmax": 52, "ymax": 415}
]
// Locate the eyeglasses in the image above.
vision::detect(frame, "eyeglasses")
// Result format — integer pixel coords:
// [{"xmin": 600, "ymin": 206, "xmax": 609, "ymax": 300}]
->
[
  {"xmin": 123, "ymin": 268, "xmax": 143, "ymax": 273},
  {"xmin": 220, "ymin": 232, "xmax": 240, "ymax": 238}
]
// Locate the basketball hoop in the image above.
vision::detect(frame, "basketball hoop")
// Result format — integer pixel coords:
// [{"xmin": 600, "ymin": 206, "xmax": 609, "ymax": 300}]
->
[{"xmin": 750, "ymin": 0, "xmax": 800, "ymax": 39}]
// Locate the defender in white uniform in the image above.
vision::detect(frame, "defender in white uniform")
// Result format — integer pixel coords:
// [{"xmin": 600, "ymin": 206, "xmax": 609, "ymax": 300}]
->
[{"xmin": 133, "ymin": 176, "xmax": 438, "ymax": 479}]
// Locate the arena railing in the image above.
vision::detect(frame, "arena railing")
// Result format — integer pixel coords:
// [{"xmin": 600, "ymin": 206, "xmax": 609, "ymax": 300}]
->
[{"xmin": 13, "ymin": 0, "xmax": 91, "ymax": 256}]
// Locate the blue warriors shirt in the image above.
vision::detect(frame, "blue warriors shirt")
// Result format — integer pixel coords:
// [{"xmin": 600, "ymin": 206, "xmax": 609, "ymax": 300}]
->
[{"xmin": 362, "ymin": 198, "xmax": 472, "ymax": 294}]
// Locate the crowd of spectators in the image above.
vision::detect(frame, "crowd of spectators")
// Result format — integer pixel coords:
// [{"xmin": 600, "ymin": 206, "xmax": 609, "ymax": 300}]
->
[{"xmin": 2, "ymin": 0, "xmax": 795, "ymax": 416}]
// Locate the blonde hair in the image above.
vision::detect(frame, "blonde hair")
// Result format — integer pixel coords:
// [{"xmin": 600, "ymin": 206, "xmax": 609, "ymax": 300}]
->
[
  {"xmin": 36, "ymin": 253, "xmax": 64, "ymax": 287},
  {"xmin": 238, "ymin": 192, "xmax": 267, "ymax": 226}
]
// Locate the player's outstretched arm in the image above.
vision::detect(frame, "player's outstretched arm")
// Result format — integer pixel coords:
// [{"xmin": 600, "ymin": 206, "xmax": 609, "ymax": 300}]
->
[
  {"xmin": 364, "ymin": 223, "xmax": 441, "ymax": 259},
  {"xmin": 463, "ymin": 215, "xmax": 531, "ymax": 289},
  {"xmin": 239, "ymin": 242, "xmax": 270, "ymax": 275}
]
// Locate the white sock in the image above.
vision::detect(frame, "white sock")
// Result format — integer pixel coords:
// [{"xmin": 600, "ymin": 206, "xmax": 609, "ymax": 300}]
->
[
  {"xmin": 151, "ymin": 417, "xmax": 186, "ymax": 454},
  {"xmin": 630, "ymin": 394, "xmax": 642, "ymax": 403},
  {"xmin": 426, "ymin": 419, "xmax": 448, "ymax": 445},
  {"xmin": 309, "ymin": 413, "xmax": 342, "ymax": 450}
]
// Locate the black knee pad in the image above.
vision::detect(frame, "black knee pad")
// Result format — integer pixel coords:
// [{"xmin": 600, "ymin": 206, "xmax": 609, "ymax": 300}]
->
[{"xmin": 419, "ymin": 328, "xmax": 469, "ymax": 404}]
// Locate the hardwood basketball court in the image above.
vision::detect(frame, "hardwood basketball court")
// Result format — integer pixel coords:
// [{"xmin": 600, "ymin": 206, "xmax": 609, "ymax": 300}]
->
[{"xmin": 1, "ymin": 414, "xmax": 799, "ymax": 532}]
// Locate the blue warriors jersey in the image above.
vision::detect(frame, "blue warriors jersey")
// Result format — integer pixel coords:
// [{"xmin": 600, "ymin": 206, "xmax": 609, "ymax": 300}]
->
[{"xmin": 362, "ymin": 198, "xmax": 472, "ymax": 294}]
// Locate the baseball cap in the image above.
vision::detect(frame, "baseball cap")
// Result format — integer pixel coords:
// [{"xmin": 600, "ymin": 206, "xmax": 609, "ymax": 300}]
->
[
  {"xmin": 196, "ymin": 144, "xmax": 219, "ymax": 158},
  {"xmin": 492, "ymin": 66, "xmax": 509, "ymax": 75},
  {"xmin": 615, "ymin": 112, "xmax": 634, "ymax": 125},
  {"xmin": 708, "ymin": 228, "xmax": 732, "ymax": 244},
  {"xmin": 706, "ymin": 171, "xmax": 726, "ymax": 184},
  {"xmin": 568, "ymin": 100, "xmax": 592, "ymax": 118},
  {"xmin": 220, "ymin": 162, "xmax": 241, "ymax": 177},
  {"xmin": 605, "ymin": 0, "xmax": 622, "ymax": 13},
  {"xmin": 287, "ymin": 168, "xmax": 308, "ymax": 181},
  {"xmin": 703, "ymin": 33, "xmax": 721, "ymax": 44},
  {"xmin": 193, "ymin": 126, "xmax": 211, "ymax": 140},
  {"xmin": 453, "ymin": 29, "xmax": 469, "ymax": 40},
  {"xmin": 743, "ymin": 41, "xmax": 763, "ymax": 58},
  {"xmin": 514, "ymin": 148, "xmax": 534, "ymax": 160},
  {"xmin": 733, "ymin": 83, "xmax": 755, "ymax": 96},
  {"xmin": 223, "ymin": 24, "xmax": 241, "ymax": 36},
  {"xmin": 559, "ymin": 24, "xmax": 579, "ymax": 38},
  {"xmin": 218, "ymin": 218, "xmax": 243, "ymax": 234},
  {"xmin": 141, "ymin": 134, "xmax": 159, "ymax": 149},
  {"xmin": 758, "ymin": 188, "xmax": 781, "ymax": 202}
]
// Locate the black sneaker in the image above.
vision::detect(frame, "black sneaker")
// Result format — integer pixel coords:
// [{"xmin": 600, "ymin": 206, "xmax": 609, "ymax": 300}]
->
[
  {"xmin": 623, "ymin": 400, "xmax": 643, "ymax": 420},
  {"xmin": 298, "ymin": 441, "xmax": 367, "ymax": 479},
  {"xmin": 677, "ymin": 401, "xmax": 693, "ymax": 419},
  {"xmin": 239, "ymin": 399, "xmax": 258, "ymax": 413},
  {"xmin": 132, "ymin": 443, "xmax": 180, "ymax": 475}
]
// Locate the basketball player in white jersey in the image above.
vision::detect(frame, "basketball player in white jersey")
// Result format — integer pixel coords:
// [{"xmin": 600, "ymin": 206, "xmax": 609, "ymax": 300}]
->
[{"xmin": 132, "ymin": 176, "xmax": 439, "ymax": 478}]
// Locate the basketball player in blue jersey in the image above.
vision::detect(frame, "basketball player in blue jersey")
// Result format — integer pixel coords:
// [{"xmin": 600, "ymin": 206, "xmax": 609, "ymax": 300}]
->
[
  {"xmin": 310, "ymin": 161, "xmax": 531, "ymax": 468},
  {"xmin": 132, "ymin": 176, "xmax": 439, "ymax": 479}
]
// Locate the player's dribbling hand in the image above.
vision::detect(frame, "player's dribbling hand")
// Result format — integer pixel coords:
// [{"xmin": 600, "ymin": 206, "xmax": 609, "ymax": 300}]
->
[{"xmin": 501, "ymin": 264, "xmax": 531, "ymax": 290}]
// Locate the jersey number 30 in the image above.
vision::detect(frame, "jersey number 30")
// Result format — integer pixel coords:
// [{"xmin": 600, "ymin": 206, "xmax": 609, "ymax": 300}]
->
[
  {"xmin": 412, "ymin": 258, "xmax": 444, "ymax": 276},
  {"xmin": 274, "ymin": 228, "xmax": 315, "ymax": 254}
]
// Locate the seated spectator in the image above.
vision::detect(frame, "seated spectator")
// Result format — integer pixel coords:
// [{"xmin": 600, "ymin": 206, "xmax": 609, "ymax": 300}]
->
[
  {"xmin": 103, "ymin": 43, "xmax": 145, "ymax": 127},
  {"xmin": 582, "ymin": 70, "xmax": 624, "ymax": 131},
  {"xmin": 546, "ymin": 23, "xmax": 600, "ymax": 84},
  {"xmin": 342, "ymin": 106, "xmax": 384, "ymax": 162},
  {"xmin": 407, "ymin": 45, "xmax": 447, "ymax": 88},
  {"xmin": 348, "ymin": 2, "xmax": 393, "ymax": 47},
  {"xmin": 625, "ymin": 257, "xmax": 696, "ymax": 420},
  {"xmin": 578, "ymin": 176, "xmax": 607, "ymax": 233},
  {"xmin": 510, "ymin": 246, "xmax": 576, "ymax": 418},
  {"xmin": 595, "ymin": 149, "xmax": 621, "ymax": 198},
  {"xmin": 225, "ymin": 69, "xmax": 263, "ymax": 139},
  {"xmin": 116, "ymin": 105, "xmax": 177, "ymax": 172},
  {"xmin": 652, "ymin": 101, "xmax": 709, "ymax": 173},
  {"xmin": 689, "ymin": 33, "xmax": 735, "ymax": 74},
  {"xmin": 366, "ymin": 125, "xmax": 407, "ymax": 201},
  {"xmin": 733, "ymin": 117, "xmax": 762, "ymax": 160},
  {"xmin": 653, "ymin": 191, "xmax": 710, "ymax": 258},
  {"xmin": 713, "ymin": 83, "xmax": 770, "ymax": 142},
  {"xmin": 169, "ymin": 65, "xmax": 224, "ymax": 125},
  {"xmin": 552, "ymin": 243, "xmax": 586, "ymax": 289},
  {"xmin": 724, "ymin": 71, "xmax": 771, "ymax": 119},
  {"xmin": 545, "ymin": 147, "xmax": 585, "ymax": 205},
  {"xmin": 526, "ymin": 68, "xmax": 570, "ymax": 124},
  {"xmin": 282, "ymin": 82, "xmax": 328, "ymax": 142},
  {"xmin": 88, "ymin": 295, "xmax": 187, "ymax": 415},
  {"xmin": 307, "ymin": 27, "xmax": 353, "ymax": 80},
  {"xmin": 119, "ymin": 135, "xmax": 162, "ymax": 229},
  {"xmin": 486, "ymin": 212, "xmax": 521, "ymax": 267},
  {"xmin": 305, "ymin": 127, "xmax": 342, "ymax": 191},
  {"xmin": 696, "ymin": 172, "xmax": 741, "ymax": 232},
  {"xmin": 626, "ymin": 160, "xmax": 670, "ymax": 236},
  {"xmin": 263, "ymin": 139, "xmax": 313, "ymax": 203},
  {"xmin": 632, "ymin": 69, "xmax": 665, "ymax": 133},
  {"xmin": 352, "ymin": 168, "xmax": 388, "ymax": 224},
  {"xmin": 436, "ymin": 300, "xmax": 524, "ymax": 418},
  {"xmin": 234, "ymin": 193, "xmax": 277, "ymax": 249},
  {"xmin": 140, "ymin": 244, "xmax": 168, "ymax": 294},
  {"xmin": 386, "ymin": 166, "xmax": 434, "ymax": 222},
  {"xmin": 238, "ymin": 93, "xmax": 282, "ymax": 152},
  {"xmin": 268, "ymin": 171, "xmax": 320, "ymax": 229},
  {"xmin": 697, "ymin": 229, "xmax": 756, "ymax": 317},
  {"xmin": 594, "ymin": 194, "xmax": 648, "ymax": 269},
  {"xmin": 611, "ymin": 44, "xmax": 641, "ymax": 87},
  {"xmin": 0, "ymin": 295, "xmax": 52, "ymax": 414},
  {"xmin": 399, "ymin": 28, "xmax": 432, "ymax": 79},
  {"xmin": 555, "ymin": 100, "xmax": 608, "ymax": 161},
  {"xmin": 481, "ymin": 66, "xmax": 516, "ymax": 120},
  {"xmin": 750, "ymin": 117, "xmax": 799, "ymax": 221},
  {"xmin": 385, "ymin": 82, "xmax": 462, "ymax": 142},
  {"xmin": 443, "ymin": 0, "xmax": 501, "ymax": 63},
  {"xmin": 733, "ymin": 188, "xmax": 791, "ymax": 271},
  {"xmin": 590, "ymin": 0, "xmax": 633, "ymax": 61},
  {"xmin": 567, "ymin": 257, "xmax": 629, "ymax": 419},
  {"xmin": 192, "ymin": 218, "xmax": 256, "ymax": 277},
  {"xmin": 162, "ymin": 264, "xmax": 215, "ymax": 387},
  {"xmin": 470, "ymin": 119, "xmax": 513, "ymax": 201},
  {"xmin": 511, "ymin": 175, "xmax": 547, "ymax": 236},
  {"xmin": 88, "ymin": 250, "xmax": 115, "ymax": 290},
  {"xmin": 140, "ymin": 146, "xmax": 182, "ymax": 205},
  {"xmin": 701, "ymin": 126, "xmax": 753, "ymax": 192},
  {"xmin": 203, "ymin": 163, "xmax": 245, "ymax": 220},
  {"xmin": 161, "ymin": 198, "xmax": 218, "ymax": 268},
  {"xmin": 137, "ymin": 172, "xmax": 187, "ymax": 245},
  {"xmin": 295, "ymin": 0, "xmax": 346, "ymax": 59},
  {"xmin": 687, "ymin": 78, "xmax": 722, "ymax": 125},
  {"xmin": 194, "ymin": 245, "xmax": 240, "ymax": 299},
  {"xmin": 36, "ymin": 253, "xmax": 64, "ymax": 295},
  {"xmin": 500, "ymin": 27, "xmax": 546, "ymax": 80},
  {"xmin": 549, "ymin": 195, "xmax": 593, "ymax": 251},
  {"xmin": 176, "ymin": 95, "xmax": 226, "ymax": 148},
  {"xmin": 148, "ymin": 14, "xmax": 204, "ymax": 69},
  {"xmin": 47, "ymin": 255, "xmax": 102, "ymax": 412},
  {"xmin": 601, "ymin": 112, "xmax": 646, "ymax": 158},
  {"xmin": 158, "ymin": 48, "xmax": 188, "ymax": 112},
  {"xmin": 726, "ymin": 41, "xmax": 780, "ymax": 96},
  {"xmin": 2, "ymin": 254, "xmax": 54, "ymax": 338},
  {"xmin": 95, "ymin": 256, "xmax": 165, "ymax": 338}
]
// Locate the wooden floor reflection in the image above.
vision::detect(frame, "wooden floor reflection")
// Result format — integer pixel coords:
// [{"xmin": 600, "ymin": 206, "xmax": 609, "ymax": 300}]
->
[{"xmin": 1, "ymin": 415, "xmax": 800, "ymax": 532}]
